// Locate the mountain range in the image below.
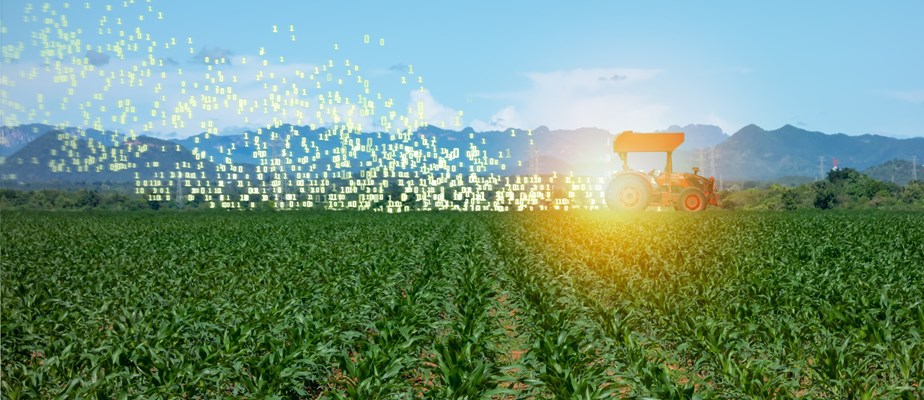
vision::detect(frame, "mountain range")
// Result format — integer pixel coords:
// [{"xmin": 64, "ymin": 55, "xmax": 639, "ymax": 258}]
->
[
  {"xmin": 712, "ymin": 124, "xmax": 924, "ymax": 180},
  {"xmin": 1, "ymin": 122, "xmax": 921, "ymax": 185}
]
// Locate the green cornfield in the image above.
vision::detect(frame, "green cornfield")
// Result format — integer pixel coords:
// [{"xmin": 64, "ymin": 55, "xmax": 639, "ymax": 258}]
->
[{"xmin": 2, "ymin": 211, "xmax": 923, "ymax": 399}]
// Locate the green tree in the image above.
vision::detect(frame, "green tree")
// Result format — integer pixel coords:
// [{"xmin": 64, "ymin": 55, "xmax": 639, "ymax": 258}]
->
[
  {"xmin": 813, "ymin": 181, "xmax": 839, "ymax": 210},
  {"xmin": 900, "ymin": 182, "xmax": 924, "ymax": 204},
  {"xmin": 781, "ymin": 188, "xmax": 801, "ymax": 211},
  {"xmin": 0, "ymin": 189, "xmax": 28, "ymax": 208},
  {"xmin": 55, "ymin": 191, "xmax": 80, "ymax": 208},
  {"xmin": 827, "ymin": 167, "xmax": 861, "ymax": 183},
  {"xmin": 75, "ymin": 189, "xmax": 100, "ymax": 208}
]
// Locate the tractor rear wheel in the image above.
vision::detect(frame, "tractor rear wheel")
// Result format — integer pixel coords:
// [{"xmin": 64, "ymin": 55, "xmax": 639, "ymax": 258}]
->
[
  {"xmin": 606, "ymin": 178, "xmax": 650, "ymax": 211},
  {"xmin": 677, "ymin": 188, "xmax": 707, "ymax": 212}
]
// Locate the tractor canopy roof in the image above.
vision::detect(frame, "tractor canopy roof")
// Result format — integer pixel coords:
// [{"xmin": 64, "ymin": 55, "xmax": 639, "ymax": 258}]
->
[{"xmin": 613, "ymin": 131, "xmax": 684, "ymax": 153}]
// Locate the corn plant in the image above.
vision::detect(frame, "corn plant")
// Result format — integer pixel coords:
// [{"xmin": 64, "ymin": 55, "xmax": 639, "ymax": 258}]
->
[{"xmin": 2, "ymin": 210, "xmax": 923, "ymax": 398}]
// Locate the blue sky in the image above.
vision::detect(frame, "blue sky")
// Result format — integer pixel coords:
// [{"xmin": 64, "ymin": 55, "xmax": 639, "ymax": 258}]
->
[{"xmin": 1, "ymin": 1, "xmax": 922, "ymax": 138}]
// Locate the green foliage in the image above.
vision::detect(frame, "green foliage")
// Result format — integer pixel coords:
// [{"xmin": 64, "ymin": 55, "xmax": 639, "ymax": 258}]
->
[
  {"xmin": 2, "ymin": 211, "xmax": 923, "ymax": 398},
  {"xmin": 0, "ymin": 188, "xmax": 150, "ymax": 211},
  {"xmin": 813, "ymin": 181, "xmax": 839, "ymax": 209},
  {"xmin": 722, "ymin": 168, "xmax": 923, "ymax": 210},
  {"xmin": 864, "ymin": 159, "xmax": 920, "ymax": 185},
  {"xmin": 502, "ymin": 211, "xmax": 924, "ymax": 398},
  {"xmin": 780, "ymin": 187, "xmax": 802, "ymax": 211}
]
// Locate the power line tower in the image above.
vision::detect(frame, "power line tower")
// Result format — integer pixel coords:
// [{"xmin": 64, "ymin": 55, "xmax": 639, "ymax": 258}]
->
[
  {"xmin": 891, "ymin": 161, "xmax": 899, "ymax": 184},
  {"xmin": 820, "ymin": 156, "xmax": 825, "ymax": 179},
  {"xmin": 706, "ymin": 147, "xmax": 722, "ymax": 190},
  {"xmin": 913, "ymin": 156, "xmax": 918, "ymax": 182},
  {"xmin": 710, "ymin": 147, "xmax": 717, "ymax": 182},
  {"xmin": 271, "ymin": 132, "xmax": 288, "ymax": 209},
  {"xmin": 528, "ymin": 139, "xmax": 539, "ymax": 177},
  {"xmin": 175, "ymin": 170, "xmax": 184, "ymax": 209},
  {"xmin": 698, "ymin": 148, "xmax": 705, "ymax": 174}
]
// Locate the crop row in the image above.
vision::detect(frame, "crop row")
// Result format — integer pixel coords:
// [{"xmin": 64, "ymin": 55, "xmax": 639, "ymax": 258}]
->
[
  {"xmin": 3, "ymin": 211, "xmax": 922, "ymax": 398},
  {"xmin": 503, "ymin": 211, "xmax": 924, "ymax": 398}
]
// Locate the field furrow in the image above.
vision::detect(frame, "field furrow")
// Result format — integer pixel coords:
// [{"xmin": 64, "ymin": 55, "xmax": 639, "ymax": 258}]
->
[{"xmin": 2, "ymin": 211, "xmax": 923, "ymax": 398}]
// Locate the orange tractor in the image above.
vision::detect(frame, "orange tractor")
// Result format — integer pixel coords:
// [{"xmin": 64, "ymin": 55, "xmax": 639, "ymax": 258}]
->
[{"xmin": 605, "ymin": 130, "xmax": 720, "ymax": 211}]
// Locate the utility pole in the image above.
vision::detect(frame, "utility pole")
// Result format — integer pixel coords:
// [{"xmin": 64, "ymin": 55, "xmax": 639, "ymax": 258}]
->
[
  {"xmin": 913, "ymin": 156, "xmax": 918, "ymax": 182},
  {"xmin": 529, "ymin": 140, "xmax": 539, "ymax": 177},
  {"xmin": 818, "ymin": 156, "xmax": 825, "ymax": 180},
  {"xmin": 175, "ymin": 171, "xmax": 184, "ymax": 209},
  {"xmin": 698, "ymin": 148, "xmax": 705, "ymax": 174},
  {"xmin": 710, "ymin": 147, "xmax": 717, "ymax": 182},
  {"xmin": 272, "ymin": 133, "xmax": 287, "ymax": 209}
]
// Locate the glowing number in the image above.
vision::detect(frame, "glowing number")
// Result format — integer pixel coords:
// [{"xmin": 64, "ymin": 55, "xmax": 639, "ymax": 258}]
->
[{"xmin": 3, "ymin": 2, "xmax": 575, "ymax": 211}]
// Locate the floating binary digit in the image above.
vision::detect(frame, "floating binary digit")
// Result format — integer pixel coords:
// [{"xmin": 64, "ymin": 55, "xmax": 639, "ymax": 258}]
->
[{"xmin": 0, "ymin": 1, "xmax": 608, "ymax": 211}]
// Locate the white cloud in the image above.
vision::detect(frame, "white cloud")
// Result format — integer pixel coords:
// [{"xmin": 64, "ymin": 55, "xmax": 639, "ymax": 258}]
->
[
  {"xmin": 524, "ymin": 68, "xmax": 661, "ymax": 94},
  {"xmin": 888, "ymin": 89, "xmax": 924, "ymax": 104},
  {"xmin": 496, "ymin": 67, "xmax": 669, "ymax": 131},
  {"xmin": 0, "ymin": 53, "xmax": 373, "ymax": 137},
  {"xmin": 702, "ymin": 112, "xmax": 734, "ymax": 134},
  {"xmin": 470, "ymin": 106, "xmax": 524, "ymax": 131},
  {"xmin": 403, "ymin": 89, "xmax": 461, "ymax": 129}
]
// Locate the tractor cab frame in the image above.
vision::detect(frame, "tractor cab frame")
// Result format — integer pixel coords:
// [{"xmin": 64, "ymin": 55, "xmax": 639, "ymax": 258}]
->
[{"xmin": 606, "ymin": 130, "xmax": 720, "ymax": 212}]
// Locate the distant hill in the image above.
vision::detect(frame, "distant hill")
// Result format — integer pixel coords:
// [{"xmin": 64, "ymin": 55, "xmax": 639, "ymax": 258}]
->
[
  {"xmin": 864, "ymin": 159, "xmax": 922, "ymax": 185},
  {"xmin": 1, "ymin": 124, "xmax": 81, "ymax": 158},
  {"xmin": 0, "ymin": 130, "xmax": 213, "ymax": 183},
  {"xmin": 1, "ymin": 123, "xmax": 922, "ymax": 185},
  {"xmin": 167, "ymin": 124, "xmax": 614, "ymax": 176},
  {"xmin": 713, "ymin": 124, "xmax": 924, "ymax": 180},
  {"xmin": 170, "ymin": 124, "xmax": 333, "ymax": 165},
  {"xmin": 662, "ymin": 124, "xmax": 728, "ymax": 149}
]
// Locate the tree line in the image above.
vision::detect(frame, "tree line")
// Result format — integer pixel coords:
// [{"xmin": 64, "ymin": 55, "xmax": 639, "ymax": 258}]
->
[
  {"xmin": 2, "ymin": 168, "xmax": 922, "ymax": 211},
  {"xmin": 0, "ymin": 188, "xmax": 157, "ymax": 211},
  {"xmin": 721, "ymin": 168, "xmax": 924, "ymax": 210}
]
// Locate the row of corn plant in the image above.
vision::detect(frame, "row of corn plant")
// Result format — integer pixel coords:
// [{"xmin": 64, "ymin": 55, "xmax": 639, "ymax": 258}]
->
[
  {"xmin": 511, "ymin": 211, "xmax": 923, "ymax": 399},
  {"xmin": 328, "ymin": 215, "xmax": 469, "ymax": 398},
  {"xmin": 487, "ymin": 215, "xmax": 625, "ymax": 399},
  {"xmin": 2, "ymin": 212, "xmax": 449, "ymax": 397},
  {"xmin": 491, "ymin": 213, "xmax": 705, "ymax": 399},
  {"xmin": 420, "ymin": 217, "xmax": 515, "ymax": 399},
  {"xmin": 4, "ymin": 210, "xmax": 922, "ymax": 398}
]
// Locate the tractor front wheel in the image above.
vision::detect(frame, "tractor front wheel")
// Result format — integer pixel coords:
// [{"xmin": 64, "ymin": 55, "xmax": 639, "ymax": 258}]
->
[
  {"xmin": 676, "ymin": 188, "xmax": 707, "ymax": 212},
  {"xmin": 606, "ymin": 178, "xmax": 650, "ymax": 211}
]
